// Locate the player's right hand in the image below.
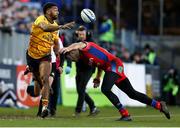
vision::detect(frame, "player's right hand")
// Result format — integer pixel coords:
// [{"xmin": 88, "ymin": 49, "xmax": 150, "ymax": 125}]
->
[
  {"xmin": 93, "ymin": 78, "xmax": 100, "ymax": 88},
  {"xmin": 61, "ymin": 21, "xmax": 75, "ymax": 29}
]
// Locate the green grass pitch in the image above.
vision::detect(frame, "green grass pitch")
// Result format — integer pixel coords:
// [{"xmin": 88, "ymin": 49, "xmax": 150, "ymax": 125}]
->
[{"xmin": 0, "ymin": 106, "xmax": 179, "ymax": 127}]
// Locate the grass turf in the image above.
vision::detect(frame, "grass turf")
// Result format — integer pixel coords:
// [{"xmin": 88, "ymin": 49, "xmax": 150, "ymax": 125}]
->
[{"xmin": 0, "ymin": 106, "xmax": 179, "ymax": 127}]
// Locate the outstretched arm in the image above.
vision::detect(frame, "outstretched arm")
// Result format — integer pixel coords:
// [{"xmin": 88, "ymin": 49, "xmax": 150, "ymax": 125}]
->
[
  {"xmin": 38, "ymin": 22, "xmax": 59, "ymax": 32},
  {"xmin": 60, "ymin": 42, "xmax": 87, "ymax": 54},
  {"xmin": 38, "ymin": 21, "xmax": 75, "ymax": 32}
]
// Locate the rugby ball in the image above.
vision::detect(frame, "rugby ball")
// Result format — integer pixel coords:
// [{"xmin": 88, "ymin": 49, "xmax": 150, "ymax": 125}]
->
[{"xmin": 80, "ymin": 9, "xmax": 96, "ymax": 23}]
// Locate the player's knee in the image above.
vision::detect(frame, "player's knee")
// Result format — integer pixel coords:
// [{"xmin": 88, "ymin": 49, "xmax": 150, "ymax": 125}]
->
[{"xmin": 40, "ymin": 75, "xmax": 49, "ymax": 85}]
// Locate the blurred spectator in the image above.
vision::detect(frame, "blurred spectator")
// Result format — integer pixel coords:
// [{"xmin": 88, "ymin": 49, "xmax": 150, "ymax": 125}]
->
[
  {"xmin": 29, "ymin": 7, "xmax": 39, "ymax": 21},
  {"xmin": 142, "ymin": 44, "xmax": 158, "ymax": 65},
  {"xmin": 121, "ymin": 50, "xmax": 131, "ymax": 63},
  {"xmin": 99, "ymin": 14, "xmax": 115, "ymax": 51},
  {"xmin": 109, "ymin": 44, "xmax": 118, "ymax": 56},
  {"xmin": 132, "ymin": 51, "xmax": 144, "ymax": 64},
  {"xmin": 0, "ymin": 14, "xmax": 13, "ymax": 35},
  {"xmin": 162, "ymin": 67, "xmax": 180, "ymax": 105},
  {"xmin": 0, "ymin": 0, "xmax": 41, "ymax": 35},
  {"xmin": 15, "ymin": 21, "xmax": 30, "ymax": 34}
]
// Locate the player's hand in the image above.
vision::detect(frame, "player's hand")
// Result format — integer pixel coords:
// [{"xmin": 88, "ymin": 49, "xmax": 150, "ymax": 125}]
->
[
  {"xmin": 58, "ymin": 67, "xmax": 63, "ymax": 74},
  {"xmin": 60, "ymin": 47, "xmax": 66, "ymax": 54},
  {"xmin": 93, "ymin": 78, "xmax": 100, "ymax": 88},
  {"xmin": 61, "ymin": 21, "xmax": 75, "ymax": 29},
  {"xmin": 60, "ymin": 47, "xmax": 70, "ymax": 54}
]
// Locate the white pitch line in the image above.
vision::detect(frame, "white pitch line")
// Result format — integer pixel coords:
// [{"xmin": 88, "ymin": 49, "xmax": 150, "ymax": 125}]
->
[{"xmin": 89, "ymin": 114, "xmax": 180, "ymax": 120}]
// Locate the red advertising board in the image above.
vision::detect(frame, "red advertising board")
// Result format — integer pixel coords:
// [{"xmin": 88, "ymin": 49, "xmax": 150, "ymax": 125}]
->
[{"xmin": 16, "ymin": 65, "xmax": 40, "ymax": 106}]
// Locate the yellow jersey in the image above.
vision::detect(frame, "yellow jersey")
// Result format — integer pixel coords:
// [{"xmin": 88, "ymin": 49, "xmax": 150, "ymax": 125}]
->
[{"xmin": 27, "ymin": 15, "xmax": 59, "ymax": 59}]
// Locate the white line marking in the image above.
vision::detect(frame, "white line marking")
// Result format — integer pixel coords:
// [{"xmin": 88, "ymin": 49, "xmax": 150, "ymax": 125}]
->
[
  {"xmin": 88, "ymin": 114, "xmax": 180, "ymax": 120},
  {"xmin": 0, "ymin": 114, "xmax": 179, "ymax": 120}
]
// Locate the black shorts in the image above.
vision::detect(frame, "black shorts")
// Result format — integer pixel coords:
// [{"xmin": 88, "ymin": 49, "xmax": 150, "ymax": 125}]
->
[{"xmin": 26, "ymin": 51, "xmax": 51, "ymax": 73}]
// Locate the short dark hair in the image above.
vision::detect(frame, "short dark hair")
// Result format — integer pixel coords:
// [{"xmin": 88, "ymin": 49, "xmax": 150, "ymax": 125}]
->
[
  {"xmin": 77, "ymin": 25, "xmax": 87, "ymax": 31},
  {"xmin": 43, "ymin": 2, "xmax": 58, "ymax": 14}
]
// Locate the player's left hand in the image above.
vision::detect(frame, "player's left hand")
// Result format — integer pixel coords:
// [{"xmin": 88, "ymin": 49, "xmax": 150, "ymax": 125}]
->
[
  {"xmin": 57, "ymin": 66, "xmax": 63, "ymax": 74},
  {"xmin": 60, "ymin": 47, "xmax": 69, "ymax": 54},
  {"xmin": 93, "ymin": 78, "xmax": 100, "ymax": 88}
]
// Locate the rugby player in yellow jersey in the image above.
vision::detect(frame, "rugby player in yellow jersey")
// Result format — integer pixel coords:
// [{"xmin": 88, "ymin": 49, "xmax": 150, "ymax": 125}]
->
[{"xmin": 26, "ymin": 2, "xmax": 75, "ymax": 118}]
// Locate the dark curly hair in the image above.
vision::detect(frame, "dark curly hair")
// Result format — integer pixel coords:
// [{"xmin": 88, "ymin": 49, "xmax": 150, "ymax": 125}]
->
[{"xmin": 43, "ymin": 2, "xmax": 58, "ymax": 14}]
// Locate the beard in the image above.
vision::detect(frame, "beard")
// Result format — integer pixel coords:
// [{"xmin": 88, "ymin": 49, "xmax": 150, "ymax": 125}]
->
[{"xmin": 51, "ymin": 13, "xmax": 58, "ymax": 20}]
